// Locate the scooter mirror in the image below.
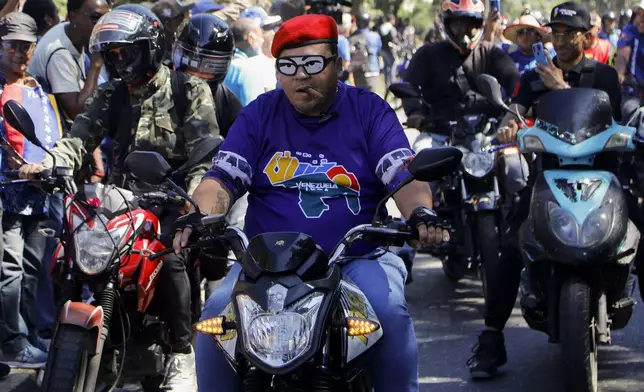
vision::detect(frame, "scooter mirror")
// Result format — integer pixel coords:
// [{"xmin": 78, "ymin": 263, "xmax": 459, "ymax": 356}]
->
[
  {"xmin": 125, "ymin": 151, "xmax": 172, "ymax": 186},
  {"xmin": 389, "ymin": 82, "xmax": 422, "ymax": 99},
  {"xmin": 476, "ymin": 74, "xmax": 510, "ymax": 111},
  {"xmin": 409, "ymin": 147, "xmax": 463, "ymax": 182}
]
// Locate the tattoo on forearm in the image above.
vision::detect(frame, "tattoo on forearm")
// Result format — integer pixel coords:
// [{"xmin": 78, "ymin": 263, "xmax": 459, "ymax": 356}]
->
[{"xmin": 212, "ymin": 189, "xmax": 230, "ymax": 214}]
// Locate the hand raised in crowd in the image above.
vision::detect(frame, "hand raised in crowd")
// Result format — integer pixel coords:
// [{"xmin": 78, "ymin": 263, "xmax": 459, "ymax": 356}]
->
[
  {"xmin": 536, "ymin": 51, "xmax": 570, "ymax": 91},
  {"xmin": 18, "ymin": 163, "xmax": 45, "ymax": 179}
]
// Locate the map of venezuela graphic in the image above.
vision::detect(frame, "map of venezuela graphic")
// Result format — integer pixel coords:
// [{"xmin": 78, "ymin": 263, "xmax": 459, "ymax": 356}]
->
[{"xmin": 263, "ymin": 151, "xmax": 361, "ymax": 218}]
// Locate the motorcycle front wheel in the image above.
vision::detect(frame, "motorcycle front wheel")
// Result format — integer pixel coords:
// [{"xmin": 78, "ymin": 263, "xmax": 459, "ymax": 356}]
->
[
  {"xmin": 559, "ymin": 278, "xmax": 599, "ymax": 392},
  {"xmin": 41, "ymin": 325, "xmax": 93, "ymax": 392},
  {"xmin": 475, "ymin": 211, "xmax": 500, "ymax": 301}
]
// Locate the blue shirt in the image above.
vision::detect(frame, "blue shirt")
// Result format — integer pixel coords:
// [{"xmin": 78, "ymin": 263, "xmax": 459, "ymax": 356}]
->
[
  {"xmin": 204, "ymin": 82, "xmax": 413, "ymax": 254},
  {"xmin": 502, "ymin": 43, "xmax": 557, "ymax": 75},
  {"xmin": 353, "ymin": 29, "xmax": 382, "ymax": 74},
  {"xmin": 224, "ymin": 49, "xmax": 266, "ymax": 107},
  {"xmin": 599, "ymin": 29, "xmax": 620, "ymax": 49},
  {"xmin": 338, "ymin": 35, "xmax": 351, "ymax": 62},
  {"xmin": 618, "ymin": 24, "xmax": 644, "ymax": 89}
]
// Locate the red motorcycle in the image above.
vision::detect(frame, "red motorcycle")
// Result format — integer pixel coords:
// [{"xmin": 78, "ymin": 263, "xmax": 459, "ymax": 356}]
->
[{"xmin": 1, "ymin": 100, "xmax": 222, "ymax": 392}]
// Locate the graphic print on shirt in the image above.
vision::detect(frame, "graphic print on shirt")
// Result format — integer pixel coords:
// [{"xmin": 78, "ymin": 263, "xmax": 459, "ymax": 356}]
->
[{"xmin": 263, "ymin": 151, "xmax": 361, "ymax": 218}]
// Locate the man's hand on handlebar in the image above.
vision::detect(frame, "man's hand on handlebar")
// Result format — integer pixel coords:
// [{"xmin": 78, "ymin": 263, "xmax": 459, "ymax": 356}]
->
[
  {"xmin": 496, "ymin": 119, "xmax": 519, "ymax": 144},
  {"xmin": 172, "ymin": 212, "xmax": 206, "ymax": 254},
  {"xmin": 18, "ymin": 163, "xmax": 45, "ymax": 179},
  {"xmin": 407, "ymin": 206, "xmax": 450, "ymax": 248}
]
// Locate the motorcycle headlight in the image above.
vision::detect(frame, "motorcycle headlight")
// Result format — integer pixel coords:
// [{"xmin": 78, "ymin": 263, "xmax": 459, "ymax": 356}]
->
[
  {"xmin": 74, "ymin": 215, "xmax": 122, "ymax": 275},
  {"xmin": 581, "ymin": 202, "xmax": 614, "ymax": 247},
  {"xmin": 462, "ymin": 152, "xmax": 494, "ymax": 177},
  {"xmin": 548, "ymin": 201, "xmax": 579, "ymax": 246},
  {"xmin": 237, "ymin": 292, "xmax": 324, "ymax": 369}
]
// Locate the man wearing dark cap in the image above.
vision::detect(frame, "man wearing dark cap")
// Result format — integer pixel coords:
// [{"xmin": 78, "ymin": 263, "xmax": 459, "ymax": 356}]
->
[
  {"xmin": 468, "ymin": 1, "xmax": 622, "ymax": 380},
  {"xmin": 178, "ymin": 13, "xmax": 450, "ymax": 392}
]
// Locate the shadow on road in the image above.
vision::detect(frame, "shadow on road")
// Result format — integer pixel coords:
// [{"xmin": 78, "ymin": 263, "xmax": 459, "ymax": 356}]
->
[{"xmin": 407, "ymin": 256, "xmax": 644, "ymax": 392}]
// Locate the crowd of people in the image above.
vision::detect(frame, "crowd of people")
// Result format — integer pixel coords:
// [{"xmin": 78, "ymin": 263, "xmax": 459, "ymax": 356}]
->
[{"xmin": 0, "ymin": 0, "xmax": 643, "ymax": 390}]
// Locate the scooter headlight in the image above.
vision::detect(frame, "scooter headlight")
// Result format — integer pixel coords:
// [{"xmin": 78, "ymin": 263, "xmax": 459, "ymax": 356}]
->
[
  {"xmin": 580, "ymin": 202, "xmax": 614, "ymax": 247},
  {"xmin": 462, "ymin": 152, "xmax": 494, "ymax": 178},
  {"xmin": 548, "ymin": 201, "xmax": 579, "ymax": 246},
  {"xmin": 237, "ymin": 292, "xmax": 324, "ymax": 369}
]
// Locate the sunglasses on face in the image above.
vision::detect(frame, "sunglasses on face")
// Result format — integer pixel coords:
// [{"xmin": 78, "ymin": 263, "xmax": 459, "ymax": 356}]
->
[
  {"xmin": 1, "ymin": 41, "xmax": 35, "ymax": 54},
  {"xmin": 517, "ymin": 28, "xmax": 539, "ymax": 37},
  {"xmin": 276, "ymin": 55, "xmax": 337, "ymax": 76}
]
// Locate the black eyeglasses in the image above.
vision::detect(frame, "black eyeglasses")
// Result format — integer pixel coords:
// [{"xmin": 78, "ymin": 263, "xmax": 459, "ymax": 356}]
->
[
  {"xmin": 1, "ymin": 41, "xmax": 35, "ymax": 54},
  {"xmin": 276, "ymin": 55, "xmax": 337, "ymax": 76}
]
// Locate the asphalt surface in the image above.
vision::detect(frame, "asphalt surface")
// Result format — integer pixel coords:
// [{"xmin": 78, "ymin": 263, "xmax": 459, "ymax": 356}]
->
[{"xmin": 407, "ymin": 255, "xmax": 644, "ymax": 392}]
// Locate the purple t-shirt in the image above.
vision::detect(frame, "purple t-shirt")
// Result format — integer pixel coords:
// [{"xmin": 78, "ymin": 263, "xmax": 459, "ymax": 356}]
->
[{"xmin": 204, "ymin": 82, "xmax": 414, "ymax": 254}]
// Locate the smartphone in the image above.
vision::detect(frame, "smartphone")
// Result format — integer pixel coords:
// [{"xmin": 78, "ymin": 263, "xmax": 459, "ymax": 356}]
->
[
  {"xmin": 489, "ymin": 0, "xmax": 501, "ymax": 14},
  {"xmin": 532, "ymin": 42, "xmax": 548, "ymax": 67}
]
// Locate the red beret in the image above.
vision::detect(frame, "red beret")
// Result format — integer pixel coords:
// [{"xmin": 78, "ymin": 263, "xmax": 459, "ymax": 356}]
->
[{"xmin": 271, "ymin": 14, "xmax": 338, "ymax": 58}]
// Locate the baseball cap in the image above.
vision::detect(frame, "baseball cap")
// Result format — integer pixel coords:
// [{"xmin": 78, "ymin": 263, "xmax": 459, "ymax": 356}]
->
[
  {"xmin": 0, "ymin": 12, "xmax": 37, "ymax": 43},
  {"xmin": 589, "ymin": 11, "xmax": 601, "ymax": 28},
  {"xmin": 241, "ymin": 6, "xmax": 281, "ymax": 29},
  {"xmin": 546, "ymin": 2, "xmax": 591, "ymax": 31},
  {"xmin": 192, "ymin": 0, "xmax": 224, "ymax": 14}
]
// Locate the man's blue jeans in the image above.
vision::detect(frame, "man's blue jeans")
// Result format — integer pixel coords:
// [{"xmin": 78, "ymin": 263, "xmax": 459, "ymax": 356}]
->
[{"xmin": 195, "ymin": 251, "xmax": 419, "ymax": 391}]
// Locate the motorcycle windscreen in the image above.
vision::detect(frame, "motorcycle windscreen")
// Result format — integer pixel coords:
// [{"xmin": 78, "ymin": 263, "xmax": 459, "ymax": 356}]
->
[
  {"xmin": 242, "ymin": 232, "xmax": 329, "ymax": 274},
  {"xmin": 535, "ymin": 88, "xmax": 613, "ymax": 145}
]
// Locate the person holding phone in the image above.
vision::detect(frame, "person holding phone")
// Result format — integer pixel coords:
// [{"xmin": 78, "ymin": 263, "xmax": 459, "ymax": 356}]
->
[
  {"xmin": 468, "ymin": 2, "xmax": 622, "ymax": 380},
  {"xmin": 500, "ymin": 14, "xmax": 554, "ymax": 74}
]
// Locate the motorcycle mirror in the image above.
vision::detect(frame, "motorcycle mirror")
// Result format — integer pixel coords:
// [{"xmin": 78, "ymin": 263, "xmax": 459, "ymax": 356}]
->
[
  {"xmin": 2, "ymin": 100, "xmax": 39, "ymax": 148},
  {"xmin": 125, "ymin": 151, "xmax": 172, "ymax": 185},
  {"xmin": 173, "ymin": 135, "xmax": 224, "ymax": 176},
  {"xmin": 389, "ymin": 82, "xmax": 422, "ymax": 99},
  {"xmin": 476, "ymin": 74, "xmax": 510, "ymax": 112},
  {"xmin": 409, "ymin": 147, "xmax": 463, "ymax": 182}
]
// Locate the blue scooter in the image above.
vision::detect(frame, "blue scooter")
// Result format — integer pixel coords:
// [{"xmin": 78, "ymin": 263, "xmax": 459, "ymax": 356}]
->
[{"xmin": 478, "ymin": 75, "xmax": 641, "ymax": 392}]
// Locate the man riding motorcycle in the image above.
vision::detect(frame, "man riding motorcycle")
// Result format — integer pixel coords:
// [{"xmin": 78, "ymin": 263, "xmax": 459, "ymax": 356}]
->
[
  {"xmin": 18, "ymin": 5, "xmax": 221, "ymax": 389},
  {"xmin": 469, "ymin": 1, "xmax": 623, "ymax": 379},
  {"xmin": 173, "ymin": 14, "xmax": 450, "ymax": 392},
  {"xmin": 403, "ymin": 0, "xmax": 520, "ymax": 138}
]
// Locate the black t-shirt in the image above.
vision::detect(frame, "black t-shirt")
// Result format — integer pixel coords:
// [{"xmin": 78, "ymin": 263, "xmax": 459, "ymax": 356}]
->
[
  {"xmin": 403, "ymin": 41, "xmax": 520, "ymax": 123},
  {"xmin": 211, "ymin": 82, "xmax": 242, "ymax": 138},
  {"xmin": 512, "ymin": 56, "xmax": 622, "ymax": 121}
]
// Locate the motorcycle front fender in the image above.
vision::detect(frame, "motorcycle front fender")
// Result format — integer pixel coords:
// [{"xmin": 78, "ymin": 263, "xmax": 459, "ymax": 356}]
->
[{"xmin": 58, "ymin": 301, "xmax": 104, "ymax": 355}]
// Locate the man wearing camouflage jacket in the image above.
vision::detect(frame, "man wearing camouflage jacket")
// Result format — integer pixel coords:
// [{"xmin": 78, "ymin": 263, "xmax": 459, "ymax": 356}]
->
[{"xmin": 19, "ymin": 5, "xmax": 218, "ymax": 389}]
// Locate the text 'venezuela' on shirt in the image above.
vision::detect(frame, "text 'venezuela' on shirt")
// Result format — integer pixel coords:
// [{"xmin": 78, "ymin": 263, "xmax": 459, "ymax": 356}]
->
[{"xmin": 204, "ymin": 82, "xmax": 414, "ymax": 255}]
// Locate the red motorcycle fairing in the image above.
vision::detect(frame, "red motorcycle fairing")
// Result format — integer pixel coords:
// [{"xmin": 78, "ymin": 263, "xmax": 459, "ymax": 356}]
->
[{"xmin": 54, "ymin": 193, "xmax": 166, "ymax": 313}]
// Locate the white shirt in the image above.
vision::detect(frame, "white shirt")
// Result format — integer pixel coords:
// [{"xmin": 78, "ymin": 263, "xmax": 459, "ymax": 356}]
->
[
  {"xmin": 29, "ymin": 23, "xmax": 86, "ymax": 94},
  {"xmin": 246, "ymin": 53, "xmax": 277, "ymax": 92}
]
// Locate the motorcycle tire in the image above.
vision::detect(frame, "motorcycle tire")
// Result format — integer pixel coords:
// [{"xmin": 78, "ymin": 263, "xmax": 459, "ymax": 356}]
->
[
  {"xmin": 441, "ymin": 252, "xmax": 467, "ymax": 281},
  {"xmin": 476, "ymin": 212, "xmax": 500, "ymax": 302},
  {"xmin": 559, "ymin": 278, "xmax": 599, "ymax": 392},
  {"xmin": 42, "ymin": 325, "xmax": 93, "ymax": 392}
]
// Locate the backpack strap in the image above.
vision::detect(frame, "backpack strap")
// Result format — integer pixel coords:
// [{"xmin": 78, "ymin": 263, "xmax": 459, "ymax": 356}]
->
[
  {"xmin": 578, "ymin": 61, "xmax": 597, "ymax": 89},
  {"xmin": 44, "ymin": 47, "xmax": 85, "ymax": 90},
  {"xmin": 170, "ymin": 70, "xmax": 188, "ymax": 128}
]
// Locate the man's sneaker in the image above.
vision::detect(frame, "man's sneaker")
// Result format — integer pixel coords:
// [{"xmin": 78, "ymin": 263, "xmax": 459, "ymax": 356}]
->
[
  {"xmin": 162, "ymin": 347, "xmax": 197, "ymax": 390},
  {"xmin": 2, "ymin": 344, "xmax": 47, "ymax": 369},
  {"xmin": 0, "ymin": 362, "xmax": 10, "ymax": 379},
  {"xmin": 31, "ymin": 336, "xmax": 51, "ymax": 353},
  {"xmin": 467, "ymin": 330, "xmax": 507, "ymax": 379}
]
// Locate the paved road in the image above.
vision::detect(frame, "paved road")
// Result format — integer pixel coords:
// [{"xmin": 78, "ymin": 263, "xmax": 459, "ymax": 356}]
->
[{"xmin": 407, "ymin": 255, "xmax": 644, "ymax": 392}]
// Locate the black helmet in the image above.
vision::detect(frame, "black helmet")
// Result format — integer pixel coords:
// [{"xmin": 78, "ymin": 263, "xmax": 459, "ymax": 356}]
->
[
  {"xmin": 356, "ymin": 12, "xmax": 370, "ymax": 29},
  {"xmin": 602, "ymin": 11, "xmax": 616, "ymax": 21},
  {"xmin": 173, "ymin": 14, "xmax": 234, "ymax": 84},
  {"xmin": 89, "ymin": 5, "xmax": 165, "ymax": 85}
]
